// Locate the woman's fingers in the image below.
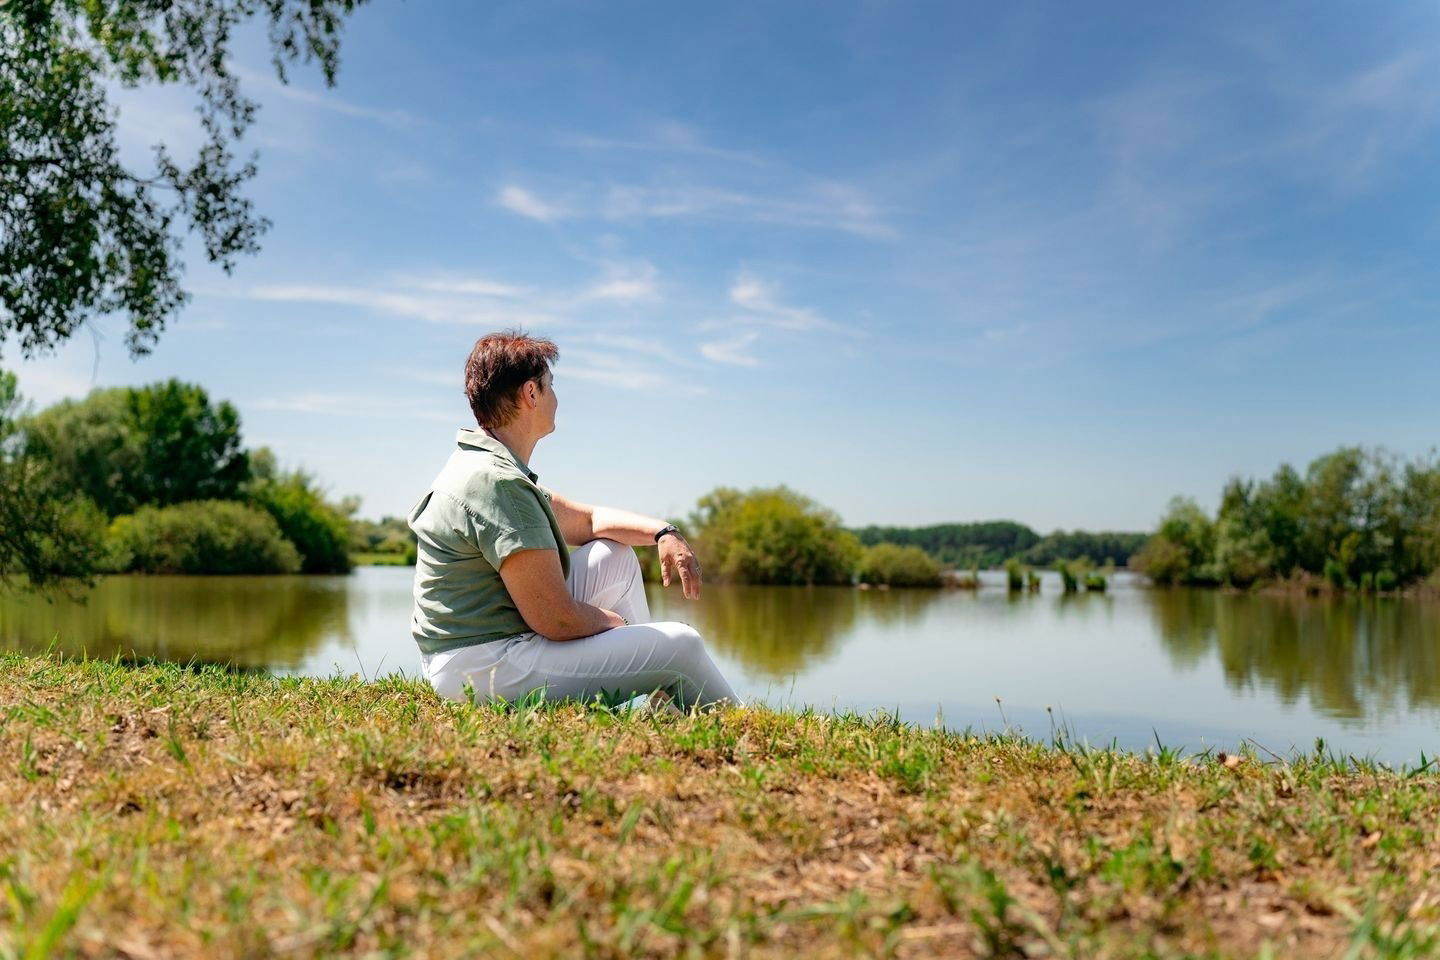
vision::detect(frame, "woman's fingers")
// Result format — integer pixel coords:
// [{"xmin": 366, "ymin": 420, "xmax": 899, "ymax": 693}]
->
[{"xmin": 675, "ymin": 554, "xmax": 701, "ymax": 599}]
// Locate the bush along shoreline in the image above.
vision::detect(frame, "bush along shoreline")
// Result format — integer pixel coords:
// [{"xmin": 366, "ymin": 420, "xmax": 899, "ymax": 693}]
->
[{"xmin": 3, "ymin": 653, "xmax": 1439, "ymax": 957}]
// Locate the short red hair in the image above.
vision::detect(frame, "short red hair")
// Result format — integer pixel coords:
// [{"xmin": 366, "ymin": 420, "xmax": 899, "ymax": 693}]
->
[{"xmin": 463, "ymin": 330, "xmax": 559, "ymax": 427}]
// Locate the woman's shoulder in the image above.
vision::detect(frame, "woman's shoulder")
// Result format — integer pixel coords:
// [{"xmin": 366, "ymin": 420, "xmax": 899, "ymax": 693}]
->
[{"xmin": 434, "ymin": 451, "xmax": 544, "ymax": 516}]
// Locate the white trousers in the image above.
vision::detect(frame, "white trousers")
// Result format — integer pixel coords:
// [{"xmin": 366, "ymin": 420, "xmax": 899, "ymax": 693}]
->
[{"xmin": 422, "ymin": 539, "xmax": 741, "ymax": 710}]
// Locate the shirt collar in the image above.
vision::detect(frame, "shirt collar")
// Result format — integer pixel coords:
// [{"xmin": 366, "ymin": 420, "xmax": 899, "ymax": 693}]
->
[{"xmin": 455, "ymin": 427, "xmax": 538, "ymax": 482}]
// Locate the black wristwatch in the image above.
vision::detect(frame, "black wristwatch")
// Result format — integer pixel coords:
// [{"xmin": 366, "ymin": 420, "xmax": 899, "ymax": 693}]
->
[{"xmin": 653, "ymin": 524, "xmax": 681, "ymax": 543}]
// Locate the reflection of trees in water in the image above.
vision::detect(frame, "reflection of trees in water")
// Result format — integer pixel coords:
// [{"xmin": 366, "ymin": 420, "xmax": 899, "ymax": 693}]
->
[
  {"xmin": 1147, "ymin": 590, "xmax": 1217, "ymax": 671},
  {"xmin": 1147, "ymin": 590, "xmax": 1440, "ymax": 720},
  {"xmin": 0, "ymin": 575, "xmax": 351, "ymax": 670},
  {"xmin": 1052, "ymin": 591, "xmax": 1117, "ymax": 619},
  {"xmin": 649, "ymin": 585, "xmax": 861, "ymax": 678},
  {"xmin": 647, "ymin": 584, "xmax": 944, "ymax": 678},
  {"xmin": 859, "ymin": 587, "xmax": 941, "ymax": 629}
]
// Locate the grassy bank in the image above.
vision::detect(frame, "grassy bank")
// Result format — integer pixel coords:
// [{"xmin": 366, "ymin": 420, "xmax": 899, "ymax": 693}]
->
[{"xmin": 2, "ymin": 656, "xmax": 1438, "ymax": 958}]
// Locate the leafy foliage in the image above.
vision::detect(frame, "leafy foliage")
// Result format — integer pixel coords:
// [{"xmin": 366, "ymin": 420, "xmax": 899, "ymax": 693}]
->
[
  {"xmin": 857, "ymin": 543, "xmax": 942, "ymax": 587},
  {"xmin": 107, "ymin": 499, "xmax": 302, "ymax": 574},
  {"xmin": 0, "ymin": 0, "xmax": 366, "ymax": 358},
  {"xmin": 689, "ymin": 487, "xmax": 862, "ymax": 585},
  {"xmin": 245, "ymin": 448, "xmax": 352, "ymax": 574},
  {"xmin": 0, "ymin": 370, "xmax": 106, "ymax": 586},
  {"xmin": 22, "ymin": 379, "xmax": 248, "ymax": 516},
  {"xmin": 1133, "ymin": 448, "xmax": 1440, "ymax": 589}
]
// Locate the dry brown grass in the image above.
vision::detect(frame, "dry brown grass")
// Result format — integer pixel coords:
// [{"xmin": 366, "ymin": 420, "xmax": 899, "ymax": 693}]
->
[{"xmin": 2, "ymin": 653, "xmax": 1439, "ymax": 958}]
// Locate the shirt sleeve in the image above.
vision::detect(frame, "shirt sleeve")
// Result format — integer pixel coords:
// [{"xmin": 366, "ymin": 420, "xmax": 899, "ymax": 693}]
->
[{"xmin": 473, "ymin": 478, "xmax": 560, "ymax": 570}]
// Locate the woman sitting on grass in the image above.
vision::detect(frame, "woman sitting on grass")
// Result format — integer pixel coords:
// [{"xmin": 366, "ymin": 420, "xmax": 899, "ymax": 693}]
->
[{"xmin": 407, "ymin": 330, "xmax": 740, "ymax": 711}]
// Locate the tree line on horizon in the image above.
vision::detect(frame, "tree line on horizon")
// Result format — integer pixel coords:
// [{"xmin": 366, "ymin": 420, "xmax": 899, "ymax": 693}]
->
[
  {"xmin": 1131, "ymin": 447, "xmax": 1440, "ymax": 592},
  {"xmin": 850, "ymin": 521, "xmax": 1148, "ymax": 570}
]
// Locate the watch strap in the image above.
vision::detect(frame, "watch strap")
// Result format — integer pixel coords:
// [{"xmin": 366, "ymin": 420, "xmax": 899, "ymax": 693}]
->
[{"xmin": 653, "ymin": 524, "xmax": 681, "ymax": 543}]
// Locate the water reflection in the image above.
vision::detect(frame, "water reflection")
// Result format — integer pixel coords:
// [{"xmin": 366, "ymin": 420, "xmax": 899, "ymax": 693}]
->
[
  {"xmin": 0, "ymin": 575, "xmax": 350, "ymax": 670},
  {"xmin": 646, "ymin": 584, "xmax": 954, "ymax": 677},
  {"xmin": 649, "ymin": 585, "xmax": 862, "ymax": 677},
  {"xmin": 1147, "ymin": 590, "xmax": 1440, "ymax": 720}
]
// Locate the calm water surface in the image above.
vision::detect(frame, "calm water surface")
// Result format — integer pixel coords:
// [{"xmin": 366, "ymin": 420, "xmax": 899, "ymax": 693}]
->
[{"xmin": 4, "ymin": 568, "xmax": 1439, "ymax": 763}]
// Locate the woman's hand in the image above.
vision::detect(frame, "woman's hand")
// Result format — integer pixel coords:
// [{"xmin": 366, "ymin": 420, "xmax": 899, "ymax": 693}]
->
[{"xmin": 659, "ymin": 534, "xmax": 702, "ymax": 599}]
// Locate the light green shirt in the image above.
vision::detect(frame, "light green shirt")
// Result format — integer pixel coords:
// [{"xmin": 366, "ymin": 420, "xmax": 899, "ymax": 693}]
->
[{"xmin": 408, "ymin": 428, "xmax": 570, "ymax": 655}]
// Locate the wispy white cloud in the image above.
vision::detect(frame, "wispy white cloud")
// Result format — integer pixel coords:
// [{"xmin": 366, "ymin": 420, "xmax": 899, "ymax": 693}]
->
[
  {"xmin": 247, "ymin": 283, "xmax": 556, "ymax": 327},
  {"xmin": 1085, "ymin": 45, "xmax": 1440, "ymax": 254},
  {"xmin": 1089, "ymin": 69, "xmax": 1235, "ymax": 251},
  {"xmin": 727, "ymin": 270, "xmax": 827, "ymax": 330},
  {"xmin": 558, "ymin": 120, "xmax": 768, "ymax": 167},
  {"xmin": 1275, "ymin": 49, "xmax": 1440, "ymax": 190},
  {"xmin": 566, "ymin": 333, "xmax": 686, "ymax": 364},
  {"xmin": 601, "ymin": 183, "xmax": 892, "ymax": 238},
  {"xmin": 389, "ymin": 367, "xmax": 460, "ymax": 389},
  {"xmin": 576, "ymin": 260, "xmax": 660, "ymax": 303},
  {"xmin": 495, "ymin": 180, "xmax": 892, "ymax": 238},
  {"xmin": 700, "ymin": 331, "xmax": 760, "ymax": 367},
  {"xmin": 497, "ymin": 185, "xmax": 567, "ymax": 222},
  {"xmin": 235, "ymin": 68, "xmax": 419, "ymax": 127},
  {"xmin": 255, "ymin": 392, "xmax": 454, "ymax": 421},
  {"xmin": 408, "ymin": 276, "xmax": 529, "ymax": 298},
  {"xmin": 242, "ymin": 259, "xmax": 669, "ymax": 345},
  {"xmin": 561, "ymin": 349, "xmax": 703, "ymax": 393}
]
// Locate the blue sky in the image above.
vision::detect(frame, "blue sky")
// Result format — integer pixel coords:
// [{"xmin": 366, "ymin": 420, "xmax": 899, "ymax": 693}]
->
[{"xmin": 12, "ymin": 0, "xmax": 1440, "ymax": 531}]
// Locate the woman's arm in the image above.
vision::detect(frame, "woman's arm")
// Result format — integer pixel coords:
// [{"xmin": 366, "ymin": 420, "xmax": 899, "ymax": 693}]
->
[
  {"xmin": 548, "ymin": 491, "xmax": 703, "ymax": 600},
  {"xmin": 548, "ymin": 491, "xmax": 668, "ymax": 546},
  {"xmin": 498, "ymin": 548, "xmax": 626, "ymax": 641}
]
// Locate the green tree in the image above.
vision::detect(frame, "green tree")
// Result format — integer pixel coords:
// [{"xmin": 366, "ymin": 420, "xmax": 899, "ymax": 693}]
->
[
  {"xmin": 689, "ymin": 486, "xmax": 861, "ymax": 586},
  {"xmin": 23, "ymin": 379, "xmax": 248, "ymax": 516},
  {"xmin": 1131, "ymin": 497, "xmax": 1216, "ymax": 586},
  {"xmin": 1398, "ymin": 457, "xmax": 1440, "ymax": 580},
  {"xmin": 0, "ymin": 370, "xmax": 105, "ymax": 586},
  {"xmin": 245, "ymin": 448, "xmax": 352, "ymax": 574},
  {"xmin": 1300, "ymin": 448, "xmax": 1366, "ymax": 577},
  {"xmin": 1, "ymin": 0, "xmax": 367, "ymax": 359},
  {"xmin": 1252, "ymin": 463, "xmax": 1307, "ymax": 577},
  {"xmin": 1212, "ymin": 478, "xmax": 1275, "ymax": 587}
]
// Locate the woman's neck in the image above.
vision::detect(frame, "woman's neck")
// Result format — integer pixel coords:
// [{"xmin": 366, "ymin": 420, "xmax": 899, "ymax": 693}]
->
[{"xmin": 483, "ymin": 423, "xmax": 539, "ymax": 469}]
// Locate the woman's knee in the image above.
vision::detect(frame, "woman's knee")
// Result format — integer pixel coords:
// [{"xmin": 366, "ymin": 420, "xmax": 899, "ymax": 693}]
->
[
  {"xmin": 580, "ymin": 537, "xmax": 638, "ymax": 572},
  {"xmin": 654, "ymin": 621, "xmax": 706, "ymax": 656}
]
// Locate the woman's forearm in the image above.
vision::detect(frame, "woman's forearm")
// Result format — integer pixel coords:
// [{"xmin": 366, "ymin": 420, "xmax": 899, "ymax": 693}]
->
[
  {"xmin": 590, "ymin": 505, "xmax": 670, "ymax": 546},
  {"xmin": 542, "ymin": 599, "xmax": 626, "ymax": 641}
]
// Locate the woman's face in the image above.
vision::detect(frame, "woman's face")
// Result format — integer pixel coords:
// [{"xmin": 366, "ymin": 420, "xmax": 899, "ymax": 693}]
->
[{"xmin": 538, "ymin": 369, "xmax": 557, "ymax": 435}]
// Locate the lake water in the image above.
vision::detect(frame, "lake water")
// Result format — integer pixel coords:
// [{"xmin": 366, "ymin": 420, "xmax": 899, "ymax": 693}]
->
[{"xmin": 4, "ymin": 568, "xmax": 1439, "ymax": 764}]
